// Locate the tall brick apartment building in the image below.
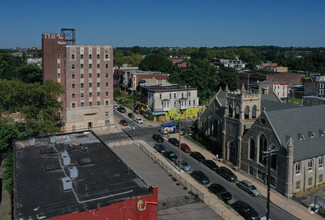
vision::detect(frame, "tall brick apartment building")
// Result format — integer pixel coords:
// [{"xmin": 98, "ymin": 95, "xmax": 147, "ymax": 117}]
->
[{"xmin": 42, "ymin": 31, "xmax": 114, "ymax": 132}]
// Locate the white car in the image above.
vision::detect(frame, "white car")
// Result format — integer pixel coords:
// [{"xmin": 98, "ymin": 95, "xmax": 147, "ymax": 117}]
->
[{"xmin": 134, "ymin": 118, "xmax": 143, "ymax": 124}]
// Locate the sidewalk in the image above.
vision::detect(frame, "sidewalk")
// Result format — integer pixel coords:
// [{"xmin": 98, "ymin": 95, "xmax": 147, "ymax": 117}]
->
[{"xmin": 176, "ymin": 133, "xmax": 324, "ymax": 220}]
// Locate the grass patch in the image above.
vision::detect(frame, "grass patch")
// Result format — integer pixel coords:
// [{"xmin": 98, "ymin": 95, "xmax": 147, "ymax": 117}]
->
[{"xmin": 184, "ymin": 136, "xmax": 207, "ymax": 150}]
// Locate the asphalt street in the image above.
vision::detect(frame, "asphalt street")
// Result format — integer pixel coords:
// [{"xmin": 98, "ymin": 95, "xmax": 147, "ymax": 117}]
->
[{"xmin": 99, "ymin": 110, "xmax": 298, "ymax": 220}]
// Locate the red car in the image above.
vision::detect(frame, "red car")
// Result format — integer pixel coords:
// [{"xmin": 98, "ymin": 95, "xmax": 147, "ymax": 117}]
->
[
  {"xmin": 119, "ymin": 119, "xmax": 128, "ymax": 126},
  {"xmin": 181, "ymin": 143, "xmax": 191, "ymax": 153}
]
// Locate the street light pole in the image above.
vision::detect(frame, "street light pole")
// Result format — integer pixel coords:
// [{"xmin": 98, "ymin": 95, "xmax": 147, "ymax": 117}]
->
[{"xmin": 178, "ymin": 120, "xmax": 182, "ymax": 172}]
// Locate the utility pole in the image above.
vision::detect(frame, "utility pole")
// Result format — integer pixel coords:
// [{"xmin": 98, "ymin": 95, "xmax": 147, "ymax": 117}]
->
[
  {"xmin": 263, "ymin": 147, "xmax": 277, "ymax": 220},
  {"xmin": 178, "ymin": 120, "xmax": 182, "ymax": 172}
]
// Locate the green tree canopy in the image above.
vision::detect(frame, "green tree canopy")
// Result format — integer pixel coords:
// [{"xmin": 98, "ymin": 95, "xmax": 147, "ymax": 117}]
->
[{"xmin": 139, "ymin": 52, "xmax": 172, "ymax": 72}]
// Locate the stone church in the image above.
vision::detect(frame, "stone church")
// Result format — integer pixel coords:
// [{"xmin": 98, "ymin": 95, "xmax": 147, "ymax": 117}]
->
[{"xmin": 198, "ymin": 85, "xmax": 325, "ymax": 197}]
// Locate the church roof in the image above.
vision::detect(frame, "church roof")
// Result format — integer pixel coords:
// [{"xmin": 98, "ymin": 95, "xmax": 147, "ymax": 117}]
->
[{"xmin": 266, "ymin": 105, "xmax": 325, "ymax": 162}]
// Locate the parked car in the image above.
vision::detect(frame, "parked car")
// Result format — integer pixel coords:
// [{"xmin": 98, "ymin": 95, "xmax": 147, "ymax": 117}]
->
[
  {"xmin": 236, "ymin": 180, "xmax": 261, "ymax": 197},
  {"xmin": 218, "ymin": 166, "xmax": 237, "ymax": 182},
  {"xmin": 168, "ymin": 138, "xmax": 179, "ymax": 146},
  {"xmin": 119, "ymin": 119, "xmax": 128, "ymax": 126},
  {"xmin": 190, "ymin": 152, "xmax": 206, "ymax": 162},
  {"xmin": 174, "ymin": 159, "xmax": 191, "ymax": 172},
  {"xmin": 153, "ymin": 144, "xmax": 166, "ymax": 153},
  {"xmin": 231, "ymin": 201, "xmax": 260, "ymax": 220},
  {"xmin": 117, "ymin": 106, "xmax": 126, "ymax": 113},
  {"xmin": 208, "ymin": 183, "xmax": 232, "ymax": 202},
  {"xmin": 134, "ymin": 118, "xmax": 143, "ymax": 124},
  {"xmin": 190, "ymin": 170, "xmax": 210, "ymax": 185},
  {"xmin": 163, "ymin": 151, "xmax": 177, "ymax": 162},
  {"xmin": 181, "ymin": 143, "xmax": 191, "ymax": 153},
  {"xmin": 202, "ymin": 160, "xmax": 219, "ymax": 172},
  {"xmin": 113, "ymin": 104, "xmax": 118, "ymax": 110},
  {"xmin": 127, "ymin": 113, "xmax": 134, "ymax": 118},
  {"xmin": 152, "ymin": 134, "xmax": 164, "ymax": 143}
]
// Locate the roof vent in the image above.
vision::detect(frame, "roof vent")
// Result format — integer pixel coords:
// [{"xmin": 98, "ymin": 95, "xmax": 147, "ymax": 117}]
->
[
  {"xmin": 299, "ymin": 134, "xmax": 305, "ymax": 141},
  {"xmin": 29, "ymin": 138, "xmax": 35, "ymax": 147},
  {"xmin": 50, "ymin": 135, "xmax": 56, "ymax": 144},
  {"xmin": 321, "ymin": 130, "xmax": 325, "ymax": 137},
  {"xmin": 61, "ymin": 177, "xmax": 72, "ymax": 191},
  {"xmin": 68, "ymin": 166, "xmax": 78, "ymax": 179},
  {"xmin": 309, "ymin": 131, "xmax": 316, "ymax": 139},
  {"xmin": 60, "ymin": 150, "xmax": 71, "ymax": 166}
]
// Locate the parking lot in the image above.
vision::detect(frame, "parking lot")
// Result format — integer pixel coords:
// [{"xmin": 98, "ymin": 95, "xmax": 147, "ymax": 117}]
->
[{"xmin": 110, "ymin": 144, "xmax": 222, "ymax": 220}]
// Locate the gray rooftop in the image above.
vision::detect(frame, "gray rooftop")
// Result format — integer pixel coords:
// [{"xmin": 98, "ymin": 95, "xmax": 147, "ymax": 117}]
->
[{"xmin": 266, "ymin": 105, "xmax": 325, "ymax": 162}]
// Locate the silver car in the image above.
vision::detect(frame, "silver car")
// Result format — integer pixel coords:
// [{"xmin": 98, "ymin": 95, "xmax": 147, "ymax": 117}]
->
[
  {"xmin": 134, "ymin": 118, "xmax": 143, "ymax": 124},
  {"xmin": 174, "ymin": 159, "xmax": 191, "ymax": 172},
  {"xmin": 236, "ymin": 180, "xmax": 261, "ymax": 197}
]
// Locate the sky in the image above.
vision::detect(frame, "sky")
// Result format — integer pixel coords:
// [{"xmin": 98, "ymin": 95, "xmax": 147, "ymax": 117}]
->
[{"xmin": 1, "ymin": 0, "xmax": 325, "ymax": 48}]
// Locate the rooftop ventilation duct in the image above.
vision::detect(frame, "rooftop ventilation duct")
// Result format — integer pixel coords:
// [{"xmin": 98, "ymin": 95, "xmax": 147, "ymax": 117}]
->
[
  {"xmin": 60, "ymin": 150, "xmax": 71, "ymax": 166},
  {"xmin": 68, "ymin": 166, "xmax": 78, "ymax": 179},
  {"xmin": 61, "ymin": 177, "xmax": 72, "ymax": 191}
]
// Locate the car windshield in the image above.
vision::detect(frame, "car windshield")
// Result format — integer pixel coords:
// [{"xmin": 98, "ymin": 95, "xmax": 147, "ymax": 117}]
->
[
  {"xmin": 182, "ymin": 161, "xmax": 189, "ymax": 166},
  {"xmin": 170, "ymin": 153, "xmax": 176, "ymax": 157},
  {"xmin": 250, "ymin": 185, "xmax": 257, "ymax": 190}
]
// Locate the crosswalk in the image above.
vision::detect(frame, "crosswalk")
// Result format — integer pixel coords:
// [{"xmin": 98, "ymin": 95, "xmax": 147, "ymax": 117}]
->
[{"xmin": 113, "ymin": 115, "xmax": 145, "ymax": 128}]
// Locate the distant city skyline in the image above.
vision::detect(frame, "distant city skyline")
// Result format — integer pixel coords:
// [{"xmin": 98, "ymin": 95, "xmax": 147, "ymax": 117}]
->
[{"xmin": 1, "ymin": 0, "xmax": 325, "ymax": 48}]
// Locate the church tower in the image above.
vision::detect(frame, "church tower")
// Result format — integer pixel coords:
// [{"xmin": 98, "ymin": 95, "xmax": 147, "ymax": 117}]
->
[{"xmin": 222, "ymin": 84, "xmax": 261, "ymax": 167}]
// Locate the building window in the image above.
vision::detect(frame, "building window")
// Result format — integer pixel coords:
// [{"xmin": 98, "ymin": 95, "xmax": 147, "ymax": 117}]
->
[
  {"xmin": 57, "ymin": 64, "xmax": 60, "ymax": 69},
  {"xmin": 97, "ymin": 101, "xmax": 100, "ymax": 106},
  {"xmin": 81, "ymin": 93, "xmax": 84, "ymax": 98},
  {"xmin": 252, "ymin": 105, "xmax": 257, "ymax": 118},
  {"xmin": 97, "ymin": 64, "xmax": 100, "ymax": 68},
  {"xmin": 57, "ymin": 54, "xmax": 60, "ymax": 59},
  {"xmin": 257, "ymin": 170, "xmax": 265, "ymax": 181},
  {"xmin": 81, "ymin": 102, "xmax": 84, "ymax": 107},
  {"xmin": 72, "ymin": 103, "xmax": 75, "ymax": 108},
  {"xmin": 271, "ymin": 152, "xmax": 277, "ymax": 170},
  {"xmin": 259, "ymin": 134, "xmax": 267, "ymax": 165},
  {"xmin": 72, "ymin": 64, "xmax": 75, "ymax": 69},
  {"xmin": 235, "ymin": 105, "xmax": 240, "ymax": 119},
  {"xmin": 97, "ymin": 92, "xmax": 100, "ymax": 96},
  {"xmin": 106, "ymin": 73, "xmax": 109, "ymax": 78},
  {"xmin": 296, "ymin": 181, "xmax": 301, "ymax": 190},
  {"xmin": 245, "ymin": 106, "xmax": 250, "ymax": 119},
  {"xmin": 320, "ymin": 174, "xmax": 324, "ymax": 183},
  {"xmin": 72, "ymin": 84, "xmax": 75, "ymax": 89},
  {"xmin": 72, "ymin": 93, "xmax": 75, "ymax": 98},
  {"xmin": 81, "ymin": 64, "xmax": 84, "ymax": 69},
  {"xmin": 105, "ymin": 120, "xmax": 110, "ymax": 126},
  {"xmin": 57, "ymin": 73, "xmax": 60, "ymax": 78},
  {"xmin": 89, "ymin": 73, "xmax": 92, "ymax": 78},
  {"xmin": 308, "ymin": 160, "xmax": 313, "ymax": 172},
  {"xmin": 89, "ymin": 101, "xmax": 92, "ymax": 106},
  {"xmin": 193, "ymin": 100, "xmax": 195, "ymax": 105},
  {"xmin": 89, "ymin": 64, "xmax": 92, "ymax": 68},
  {"xmin": 188, "ymin": 92, "xmax": 191, "ymax": 97},
  {"xmin": 295, "ymin": 163, "xmax": 301, "ymax": 175},
  {"xmin": 89, "ymin": 92, "xmax": 92, "ymax": 97},
  {"xmin": 105, "ymin": 82, "xmax": 109, "ymax": 87},
  {"xmin": 97, "ymin": 73, "xmax": 100, "ymax": 78},
  {"xmin": 250, "ymin": 138, "xmax": 256, "ymax": 160},
  {"xmin": 174, "ymin": 93, "xmax": 176, "ymax": 98},
  {"xmin": 89, "ymin": 83, "xmax": 92, "ymax": 88},
  {"xmin": 174, "ymin": 101, "xmax": 176, "ymax": 107},
  {"xmin": 72, "ymin": 74, "xmax": 75, "ymax": 79},
  {"xmin": 169, "ymin": 93, "xmax": 171, "ymax": 99},
  {"xmin": 249, "ymin": 166, "xmax": 254, "ymax": 175},
  {"xmin": 97, "ymin": 82, "xmax": 100, "ymax": 87},
  {"xmin": 308, "ymin": 177, "xmax": 313, "ymax": 186},
  {"xmin": 160, "ymin": 94, "xmax": 162, "ymax": 99},
  {"xmin": 97, "ymin": 54, "xmax": 100, "ymax": 59},
  {"xmin": 106, "ymin": 100, "xmax": 109, "ymax": 105},
  {"xmin": 105, "ymin": 54, "xmax": 108, "ymax": 59},
  {"xmin": 81, "ymin": 83, "xmax": 84, "ymax": 88},
  {"xmin": 105, "ymin": 63, "xmax": 108, "ymax": 68},
  {"xmin": 228, "ymin": 103, "xmax": 233, "ymax": 117},
  {"xmin": 71, "ymin": 54, "xmax": 75, "ymax": 59},
  {"xmin": 319, "ymin": 157, "xmax": 323, "ymax": 168},
  {"xmin": 81, "ymin": 74, "xmax": 84, "ymax": 79},
  {"xmin": 80, "ymin": 54, "xmax": 84, "ymax": 59},
  {"xmin": 105, "ymin": 91, "xmax": 108, "ymax": 96},
  {"xmin": 89, "ymin": 54, "xmax": 92, "ymax": 59},
  {"xmin": 182, "ymin": 93, "xmax": 184, "ymax": 98},
  {"xmin": 105, "ymin": 112, "xmax": 109, "ymax": 116},
  {"xmin": 189, "ymin": 100, "xmax": 191, "ymax": 105}
]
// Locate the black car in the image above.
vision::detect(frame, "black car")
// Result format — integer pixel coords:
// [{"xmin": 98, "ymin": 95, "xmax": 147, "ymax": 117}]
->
[
  {"xmin": 190, "ymin": 170, "xmax": 210, "ymax": 185},
  {"xmin": 208, "ymin": 183, "xmax": 232, "ymax": 202},
  {"xmin": 218, "ymin": 166, "xmax": 237, "ymax": 182},
  {"xmin": 152, "ymin": 134, "xmax": 164, "ymax": 143},
  {"xmin": 127, "ymin": 113, "xmax": 134, "ymax": 118},
  {"xmin": 202, "ymin": 159, "xmax": 219, "ymax": 172},
  {"xmin": 168, "ymin": 138, "xmax": 179, "ymax": 146},
  {"xmin": 153, "ymin": 144, "xmax": 166, "ymax": 153},
  {"xmin": 117, "ymin": 106, "xmax": 126, "ymax": 113},
  {"xmin": 190, "ymin": 152, "xmax": 206, "ymax": 162},
  {"xmin": 163, "ymin": 151, "xmax": 177, "ymax": 161},
  {"xmin": 231, "ymin": 201, "xmax": 260, "ymax": 220}
]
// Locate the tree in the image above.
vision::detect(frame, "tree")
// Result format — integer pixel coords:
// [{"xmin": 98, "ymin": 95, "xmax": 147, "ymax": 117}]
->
[
  {"xmin": 14, "ymin": 64, "xmax": 42, "ymax": 83},
  {"xmin": 218, "ymin": 67, "xmax": 239, "ymax": 91},
  {"xmin": 139, "ymin": 52, "xmax": 172, "ymax": 72},
  {"xmin": 113, "ymin": 49, "xmax": 125, "ymax": 67},
  {"xmin": 127, "ymin": 53, "xmax": 143, "ymax": 67}
]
